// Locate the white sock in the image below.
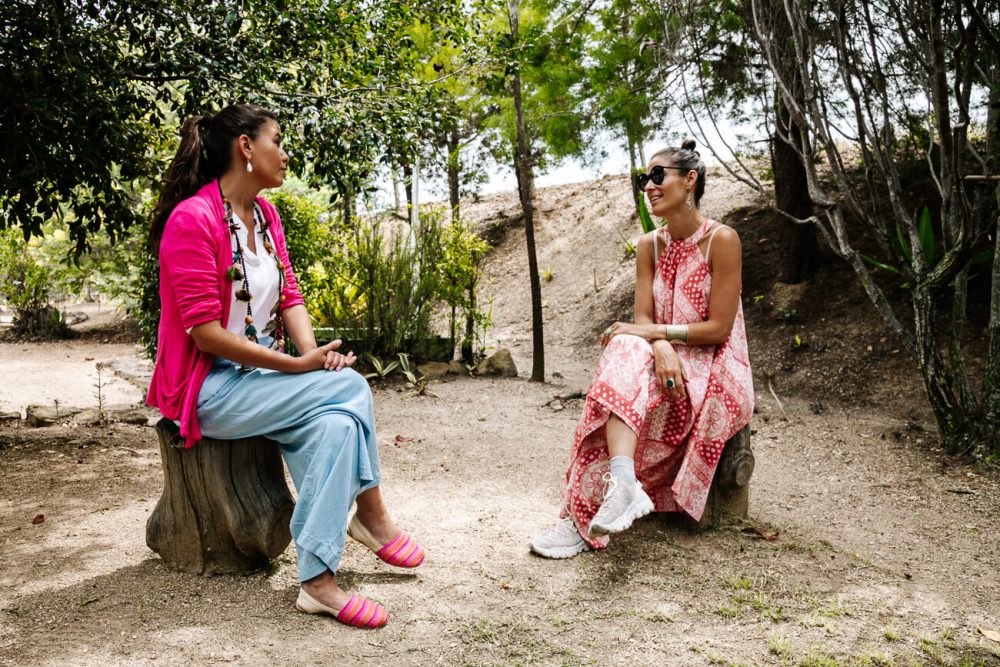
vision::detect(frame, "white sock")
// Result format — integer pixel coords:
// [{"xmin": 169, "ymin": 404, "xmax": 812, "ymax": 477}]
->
[{"xmin": 609, "ymin": 456, "xmax": 636, "ymax": 485}]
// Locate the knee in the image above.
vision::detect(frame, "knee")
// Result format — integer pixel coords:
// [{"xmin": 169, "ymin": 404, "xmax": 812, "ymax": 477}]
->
[
  {"xmin": 340, "ymin": 368, "xmax": 373, "ymax": 406},
  {"xmin": 605, "ymin": 334, "xmax": 651, "ymax": 355}
]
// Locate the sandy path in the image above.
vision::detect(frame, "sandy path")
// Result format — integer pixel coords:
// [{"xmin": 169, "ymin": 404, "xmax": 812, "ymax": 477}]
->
[
  {"xmin": 0, "ymin": 341, "xmax": 145, "ymax": 415},
  {"xmin": 1, "ymin": 369, "xmax": 998, "ymax": 666}
]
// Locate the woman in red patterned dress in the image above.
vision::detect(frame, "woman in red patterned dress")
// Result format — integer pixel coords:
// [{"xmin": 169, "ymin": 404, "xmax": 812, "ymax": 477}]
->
[{"xmin": 531, "ymin": 140, "xmax": 754, "ymax": 558}]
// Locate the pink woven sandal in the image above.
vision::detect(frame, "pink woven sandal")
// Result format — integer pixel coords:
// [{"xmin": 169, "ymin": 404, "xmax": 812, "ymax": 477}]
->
[
  {"xmin": 347, "ymin": 514, "xmax": 425, "ymax": 568},
  {"xmin": 295, "ymin": 589, "xmax": 388, "ymax": 629}
]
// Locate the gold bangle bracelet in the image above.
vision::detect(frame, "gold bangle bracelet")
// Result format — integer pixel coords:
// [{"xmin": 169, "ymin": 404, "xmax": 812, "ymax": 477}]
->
[{"xmin": 664, "ymin": 324, "xmax": 689, "ymax": 345}]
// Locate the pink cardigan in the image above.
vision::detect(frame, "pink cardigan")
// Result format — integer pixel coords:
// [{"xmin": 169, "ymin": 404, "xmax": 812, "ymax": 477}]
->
[{"xmin": 146, "ymin": 180, "xmax": 305, "ymax": 447}]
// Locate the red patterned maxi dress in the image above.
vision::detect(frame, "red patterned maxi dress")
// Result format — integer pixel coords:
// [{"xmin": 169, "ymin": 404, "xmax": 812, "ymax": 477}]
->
[{"xmin": 562, "ymin": 219, "xmax": 754, "ymax": 548}]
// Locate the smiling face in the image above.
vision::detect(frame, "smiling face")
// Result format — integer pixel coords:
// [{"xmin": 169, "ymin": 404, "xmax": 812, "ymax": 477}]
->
[
  {"xmin": 643, "ymin": 155, "xmax": 696, "ymax": 217},
  {"xmin": 244, "ymin": 120, "xmax": 288, "ymax": 189}
]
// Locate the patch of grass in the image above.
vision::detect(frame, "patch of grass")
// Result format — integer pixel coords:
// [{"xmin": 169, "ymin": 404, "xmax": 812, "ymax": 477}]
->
[
  {"xmin": 956, "ymin": 656, "xmax": 990, "ymax": 667},
  {"xmin": 706, "ymin": 653, "xmax": 750, "ymax": 667},
  {"xmin": 817, "ymin": 601, "xmax": 845, "ymax": 618},
  {"xmin": 765, "ymin": 604, "xmax": 788, "ymax": 623},
  {"xmin": 798, "ymin": 646, "xmax": 841, "ymax": 666},
  {"xmin": 720, "ymin": 568, "xmax": 753, "ymax": 590},
  {"xmin": 549, "ymin": 615, "xmax": 570, "ymax": 629},
  {"xmin": 852, "ymin": 651, "xmax": 895, "ymax": 666},
  {"xmin": 882, "ymin": 625, "xmax": 899, "ymax": 642},
  {"xmin": 458, "ymin": 618, "xmax": 577, "ymax": 665},
  {"xmin": 718, "ymin": 602, "xmax": 741, "ymax": 620},
  {"xmin": 800, "ymin": 613, "xmax": 839, "ymax": 636},
  {"xmin": 644, "ymin": 610, "xmax": 674, "ymax": 624},
  {"xmin": 768, "ymin": 631, "xmax": 793, "ymax": 661},
  {"xmin": 919, "ymin": 634, "xmax": 943, "ymax": 662}
]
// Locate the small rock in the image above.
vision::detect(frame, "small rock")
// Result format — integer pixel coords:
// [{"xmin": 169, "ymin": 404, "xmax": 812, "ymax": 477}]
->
[
  {"xmin": 25, "ymin": 404, "xmax": 83, "ymax": 427},
  {"xmin": 0, "ymin": 411, "xmax": 20, "ymax": 424},
  {"xmin": 475, "ymin": 348, "xmax": 518, "ymax": 377},
  {"xmin": 72, "ymin": 409, "xmax": 104, "ymax": 426},
  {"xmin": 769, "ymin": 282, "xmax": 808, "ymax": 317},
  {"xmin": 447, "ymin": 360, "xmax": 466, "ymax": 375},
  {"xmin": 415, "ymin": 361, "xmax": 450, "ymax": 381},
  {"xmin": 109, "ymin": 406, "xmax": 156, "ymax": 425}
]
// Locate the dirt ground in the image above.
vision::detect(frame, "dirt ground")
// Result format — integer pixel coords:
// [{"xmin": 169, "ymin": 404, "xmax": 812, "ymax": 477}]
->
[{"xmin": 2, "ymin": 171, "xmax": 999, "ymax": 666}]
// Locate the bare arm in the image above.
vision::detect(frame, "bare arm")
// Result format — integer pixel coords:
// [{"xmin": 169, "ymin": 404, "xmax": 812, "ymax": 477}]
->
[
  {"xmin": 280, "ymin": 303, "xmax": 356, "ymax": 371},
  {"xmin": 282, "ymin": 304, "xmax": 317, "ymax": 354},
  {"xmin": 190, "ymin": 320, "xmax": 346, "ymax": 373},
  {"xmin": 685, "ymin": 227, "xmax": 742, "ymax": 345}
]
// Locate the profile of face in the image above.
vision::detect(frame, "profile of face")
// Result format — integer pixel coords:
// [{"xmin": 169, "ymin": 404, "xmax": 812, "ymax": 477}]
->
[
  {"xmin": 242, "ymin": 120, "xmax": 289, "ymax": 189},
  {"xmin": 642, "ymin": 156, "xmax": 697, "ymax": 218}
]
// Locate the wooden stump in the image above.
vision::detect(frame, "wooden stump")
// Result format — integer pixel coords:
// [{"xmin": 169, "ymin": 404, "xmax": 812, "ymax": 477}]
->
[
  {"xmin": 697, "ymin": 424, "xmax": 755, "ymax": 528},
  {"xmin": 146, "ymin": 419, "xmax": 295, "ymax": 575}
]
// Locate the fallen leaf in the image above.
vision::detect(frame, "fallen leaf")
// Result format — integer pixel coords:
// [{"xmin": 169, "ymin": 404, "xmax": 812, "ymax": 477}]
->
[
  {"xmin": 741, "ymin": 525, "xmax": 780, "ymax": 541},
  {"xmin": 393, "ymin": 435, "xmax": 414, "ymax": 444},
  {"xmin": 978, "ymin": 625, "xmax": 1000, "ymax": 643},
  {"xmin": 32, "ymin": 514, "xmax": 44, "ymax": 525},
  {"xmin": 84, "ymin": 357, "xmax": 94, "ymax": 361},
  {"xmin": 501, "ymin": 581, "xmax": 511, "ymax": 590}
]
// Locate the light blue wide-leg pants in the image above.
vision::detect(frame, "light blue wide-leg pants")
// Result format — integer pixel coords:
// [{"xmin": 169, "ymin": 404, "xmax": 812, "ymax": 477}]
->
[{"xmin": 195, "ymin": 362, "xmax": 381, "ymax": 582}]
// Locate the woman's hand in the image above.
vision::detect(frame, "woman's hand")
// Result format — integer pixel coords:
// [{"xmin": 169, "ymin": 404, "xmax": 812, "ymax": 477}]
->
[
  {"xmin": 600, "ymin": 322, "xmax": 660, "ymax": 347},
  {"xmin": 296, "ymin": 339, "xmax": 357, "ymax": 372},
  {"xmin": 652, "ymin": 340, "xmax": 687, "ymax": 401}
]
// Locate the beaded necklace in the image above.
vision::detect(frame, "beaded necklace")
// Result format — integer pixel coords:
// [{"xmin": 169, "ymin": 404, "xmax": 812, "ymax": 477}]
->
[{"xmin": 219, "ymin": 182, "xmax": 286, "ymax": 352}]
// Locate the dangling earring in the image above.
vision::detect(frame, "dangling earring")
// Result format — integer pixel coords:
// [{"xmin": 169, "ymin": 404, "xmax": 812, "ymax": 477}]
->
[
  {"xmin": 686, "ymin": 190, "xmax": 694, "ymax": 210},
  {"xmin": 246, "ymin": 159, "xmax": 253, "ymax": 173}
]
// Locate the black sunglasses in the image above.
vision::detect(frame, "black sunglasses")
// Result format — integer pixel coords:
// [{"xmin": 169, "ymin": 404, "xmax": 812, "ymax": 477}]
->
[{"xmin": 637, "ymin": 165, "xmax": 688, "ymax": 189}]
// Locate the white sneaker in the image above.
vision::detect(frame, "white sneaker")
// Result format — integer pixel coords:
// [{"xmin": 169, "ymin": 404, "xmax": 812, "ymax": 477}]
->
[
  {"xmin": 588, "ymin": 473, "xmax": 654, "ymax": 536},
  {"xmin": 530, "ymin": 518, "xmax": 591, "ymax": 559}
]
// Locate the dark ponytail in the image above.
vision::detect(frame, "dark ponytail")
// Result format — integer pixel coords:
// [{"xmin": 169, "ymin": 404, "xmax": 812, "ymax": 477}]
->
[
  {"xmin": 651, "ymin": 139, "xmax": 707, "ymax": 206},
  {"xmin": 148, "ymin": 104, "xmax": 277, "ymax": 251}
]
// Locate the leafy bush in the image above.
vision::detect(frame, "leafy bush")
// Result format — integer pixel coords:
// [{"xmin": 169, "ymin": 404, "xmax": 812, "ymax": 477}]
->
[
  {"xmin": 311, "ymin": 206, "xmax": 491, "ymax": 360},
  {"xmin": 0, "ymin": 229, "xmax": 73, "ymax": 339},
  {"xmin": 269, "ymin": 186, "xmax": 337, "ymax": 303}
]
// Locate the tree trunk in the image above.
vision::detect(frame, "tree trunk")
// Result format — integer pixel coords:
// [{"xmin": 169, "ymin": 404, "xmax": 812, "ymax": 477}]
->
[
  {"xmin": 696, "ymin": 425, "xmax": 754, "ymax": 528},
  {"xmin": 911, "ymin": 286, "xmax": 971, "ymax": 453},
  {"xmin": 342, "ymin": 187, "xmax": 355, "ymax": 226},
  {"xmin": 392, "ymin": 171, "xmax": 402, "ymax": 214},
  {"xmin": 772, "ymin": 106, "xmax": 816, "ymax": 283},
  {"xmin": 509, "ymin": 0, "xmax": 544, "ymax": 382},
  {"xmin": 627, "ymin": 133, "xmax": 641, "ymax": 219},
  {"xmin": 401, "ymin": 160, "xmax": 414, "ymax": 216},
  {"xmin": 981, "ymin": 54, "xmax": 1000, "ymax": 457},
  {"xmin": 146, "ymin": 419, "xmax": 294, "ymax": 575},
  {"xmin": 770, "ymin": 0, "xmax": 817, "ymax": 285},
  {"xmin": 447, "ymin": 127, "xmax": 461, "ymax": 224},
  {"xmin": 410, "ymin": 156, "xmax": 420, "ymax": 231},
  {"xmin": 462, "ymin": 274, "xmax": 476, "ymax": 365}
]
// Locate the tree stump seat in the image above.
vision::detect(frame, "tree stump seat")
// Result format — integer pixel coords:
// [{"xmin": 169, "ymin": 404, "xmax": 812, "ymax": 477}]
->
[
  {"xmin": 696, "ymin": 424, "xmax": 755, "ymax": 529},
  {"xmin": 146, "ymin": 418, "xmax": 295, "ymax": 575}
]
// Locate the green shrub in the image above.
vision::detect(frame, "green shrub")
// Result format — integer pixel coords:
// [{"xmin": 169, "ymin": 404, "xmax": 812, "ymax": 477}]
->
[
  {"xmin": 311, "ymin": 206, "xmax": 491, "ymax": 361},
  {"xmin": 269, "ymin": 188, "xmax": 336, "ymax": 304},
  {"xmin": 0, "ymin": 228, "xmax": 73, "ymax": 339}
]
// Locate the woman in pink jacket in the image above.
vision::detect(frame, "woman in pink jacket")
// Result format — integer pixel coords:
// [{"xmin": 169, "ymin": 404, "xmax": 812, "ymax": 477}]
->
[{"xmin": 147, "ymin": 104, "xmax": 421, "ymax": 629}]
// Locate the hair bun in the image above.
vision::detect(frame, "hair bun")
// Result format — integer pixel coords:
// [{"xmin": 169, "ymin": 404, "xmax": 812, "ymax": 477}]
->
[{"xmin": 681, "ymin": 139, "xmax": 697, "ymax": 151}]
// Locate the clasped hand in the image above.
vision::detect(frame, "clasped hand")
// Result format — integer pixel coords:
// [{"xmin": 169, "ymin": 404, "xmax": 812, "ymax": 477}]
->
[
  {"xmin": 601, "ymin": 322, "xmax": 687, "ymax": 401},
  {"xmin": 298, "ymin": 339, "xmax": 356, "ymax": 372}
]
